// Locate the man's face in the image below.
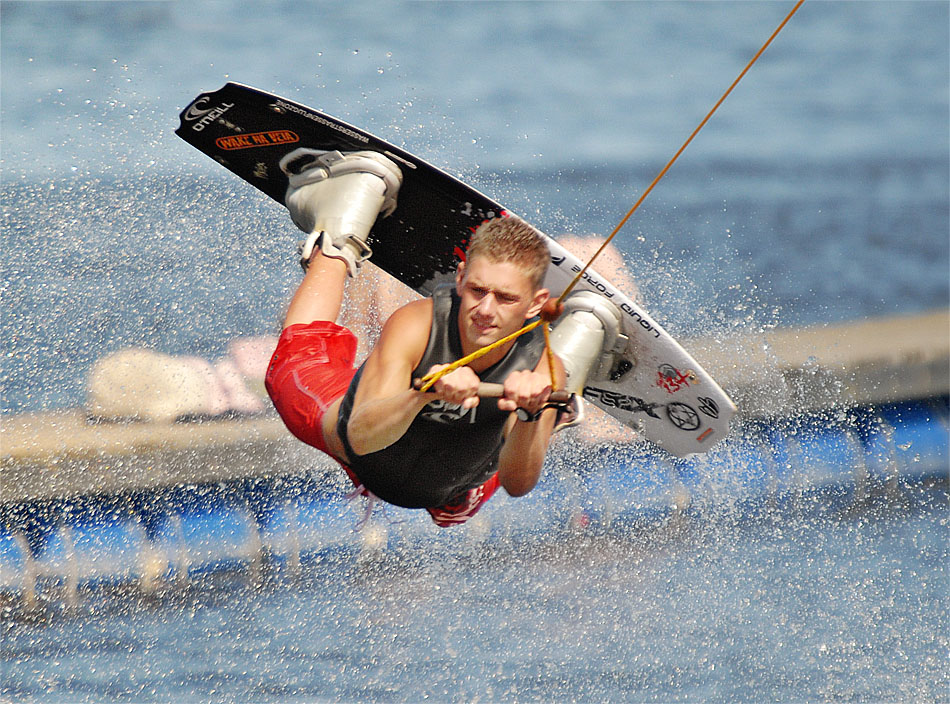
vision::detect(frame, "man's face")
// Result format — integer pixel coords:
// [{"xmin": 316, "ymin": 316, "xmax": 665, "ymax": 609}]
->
[{"xmin": 455, "ymin": 255, "xmax": 548, "ymax": 353}]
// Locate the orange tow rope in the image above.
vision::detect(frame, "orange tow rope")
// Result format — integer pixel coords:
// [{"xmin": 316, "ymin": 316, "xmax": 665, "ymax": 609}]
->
[
  {"xmin": 419, "ymin": 0, "xmax": 805, "ymax": 394},
  {"xmin": 418, "ymin": 318, "xmax": 546, "ymax": 392}
]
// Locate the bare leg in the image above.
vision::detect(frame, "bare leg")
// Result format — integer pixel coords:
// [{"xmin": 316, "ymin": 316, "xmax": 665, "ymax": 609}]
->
[{"xmin": 282, "ymin": 252, "xmax": 349, "ymax": 329}]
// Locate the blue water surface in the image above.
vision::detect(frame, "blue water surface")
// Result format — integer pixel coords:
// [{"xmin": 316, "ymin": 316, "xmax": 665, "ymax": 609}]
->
[
  {"xmin": 0, "ymin": 3, "xmax": 948, "ymax": 703},
  {"xmin": 2, "ymin": 497, "xmax": 947, "ymax": 703}
]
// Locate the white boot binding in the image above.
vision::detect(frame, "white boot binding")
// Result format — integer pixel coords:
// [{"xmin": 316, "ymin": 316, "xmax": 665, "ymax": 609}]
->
[
  {"xmin": 548, "ymin": 290, "xmax": 625, "ymax": 394},
  {"xmin": 295, "ymin": 230, "xmax": 368, "ymax": 273},
  {"xmin": 280, "ymin": 149, "xmax": 403, "ymax": 276},
  {"xmin": 513, "ymin": 291, "xmax": 624, "ymax": 435}
]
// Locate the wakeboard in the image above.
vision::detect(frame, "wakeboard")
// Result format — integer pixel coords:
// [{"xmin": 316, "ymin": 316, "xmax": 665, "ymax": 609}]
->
[{"xmin": 176, "ymin": 82, "xmax": 736, "ymax": 457}]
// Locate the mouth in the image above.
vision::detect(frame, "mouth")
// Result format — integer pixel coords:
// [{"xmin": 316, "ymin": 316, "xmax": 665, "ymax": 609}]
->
[{"xmin": 471, "ymin": 318, "xmax": 496, "ymax": 335}]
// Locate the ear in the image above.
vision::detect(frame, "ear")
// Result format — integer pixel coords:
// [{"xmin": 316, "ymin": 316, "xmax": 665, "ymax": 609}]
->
[
  {"xmin": 455, "ymin": 260, "xmax": 466, "ymax": 294},
  {"xmin": 525, "ymin": 288, "xmax": 549, "ymax": 320}
]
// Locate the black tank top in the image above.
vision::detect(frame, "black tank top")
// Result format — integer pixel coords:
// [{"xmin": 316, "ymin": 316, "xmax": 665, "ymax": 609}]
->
[{"xmin": 336, "ymin": 285, "xmax": 545, "ymax": 508}]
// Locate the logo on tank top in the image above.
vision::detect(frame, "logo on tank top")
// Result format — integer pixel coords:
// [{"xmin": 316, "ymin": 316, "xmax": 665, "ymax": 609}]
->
[{"xmin": 420, "ymin": 399, "xmax": 477, "ymax": 424}]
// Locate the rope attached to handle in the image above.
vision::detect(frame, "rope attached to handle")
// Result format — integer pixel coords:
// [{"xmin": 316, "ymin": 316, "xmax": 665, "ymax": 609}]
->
[
  {"xmin": 555, "ymin": 0, "xmax": 807, "ymax": 307},
  {"xmin": 418, "ymin": 0, "xmax": 805, "ymax": 393},
  {"xmin": 417, "ymin": 318, "xmax": 545, "ymax": 392}
]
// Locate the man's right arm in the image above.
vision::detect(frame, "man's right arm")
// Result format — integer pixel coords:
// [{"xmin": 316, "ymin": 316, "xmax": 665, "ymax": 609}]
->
[
  {"xmin": 339, "ymin": 297, "xmax": 490, "ymax": 458},
  {"xmin": 341, "ymin": 299, "xmax": 435, "ymax": 456}
]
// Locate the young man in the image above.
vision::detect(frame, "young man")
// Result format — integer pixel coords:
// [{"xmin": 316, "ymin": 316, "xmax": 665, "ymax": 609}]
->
[{"xmin": 264, "ymin": 149, "xmax": 566, "ymax": 527}]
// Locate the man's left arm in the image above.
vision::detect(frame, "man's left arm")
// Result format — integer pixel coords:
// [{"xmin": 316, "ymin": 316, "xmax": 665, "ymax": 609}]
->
[{"xmin": 496, "ymin": 354, "xmax": 566, "ymax": 497}]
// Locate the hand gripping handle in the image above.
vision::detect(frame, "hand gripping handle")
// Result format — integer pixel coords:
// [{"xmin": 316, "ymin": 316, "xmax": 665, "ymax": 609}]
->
[{"xmin": 412, "ymin": 379, "xmax": 572, "ymax": 404}]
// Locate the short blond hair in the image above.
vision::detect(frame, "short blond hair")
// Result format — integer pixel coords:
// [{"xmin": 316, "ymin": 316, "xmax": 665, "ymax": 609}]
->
[{"xmin": 466, "ymin": 216, "xmax": 549, "ymax": 290}]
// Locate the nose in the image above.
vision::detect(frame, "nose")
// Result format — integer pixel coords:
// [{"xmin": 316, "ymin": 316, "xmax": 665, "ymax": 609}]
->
[{"xmin": 475, "ymin": 292, "xmax": 497, "ymax": 317}]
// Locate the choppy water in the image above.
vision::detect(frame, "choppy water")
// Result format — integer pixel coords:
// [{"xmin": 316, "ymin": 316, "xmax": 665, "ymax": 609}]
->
[
  {"xmin": 2, "ymin": 495, "xmax": 947, "ymax": 703},
  {"xmin": 1, "ymin": 2, "xmax": 948, "ymax": 702}
]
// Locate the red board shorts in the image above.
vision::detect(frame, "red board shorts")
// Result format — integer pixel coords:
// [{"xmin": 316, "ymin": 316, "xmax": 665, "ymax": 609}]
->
[
  {"xmin": 265, "ymin": 321, "xmax": 358, "ymax": 456},
  {"xmin": 265, "ymin": 320, "xmax": 498, "ymax": 527}
]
